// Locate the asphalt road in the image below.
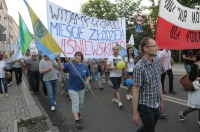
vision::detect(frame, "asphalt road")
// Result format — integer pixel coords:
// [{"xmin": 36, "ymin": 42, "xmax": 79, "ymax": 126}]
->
[{"xmin": 36, "ymin": 75, "xmax": 200, "ymax": 132}]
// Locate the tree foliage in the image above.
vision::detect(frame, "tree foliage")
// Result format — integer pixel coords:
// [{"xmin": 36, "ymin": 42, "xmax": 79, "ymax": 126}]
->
[
  {"xmin": 177, "ymin": 0, "xmax": 200, "ymax": 8},
  {"xmin": 80, "ymin": 0, "xmax": 144, "ymax": 47},
  {"xmin": 80, "ymin": 0, "xmax": 117, "ymax": 20},
  {"xmin": 80, "ymin": 0, "xmax": 200, "ymax": 48}
]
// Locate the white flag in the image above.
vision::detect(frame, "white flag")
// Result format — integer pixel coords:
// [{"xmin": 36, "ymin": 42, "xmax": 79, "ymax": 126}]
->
[
  {"xmin": 29, "ymin": 41, "xmax": 38, "ymax": 54},
  {"xmin": 11, "ymin": 39, "xmax": 23, "ymax": 61},
  {"xmin": 128, "ymin": 34, "xmax": 135, "ymax": 45}
]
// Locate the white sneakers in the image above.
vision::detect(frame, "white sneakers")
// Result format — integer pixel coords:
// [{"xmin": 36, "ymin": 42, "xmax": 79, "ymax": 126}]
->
[
  {"xmin": 51, "ymin": 106, "xmax": 55, "ymax": 111},
  {"xmin": 51, "ymin": 101, "xmax": 57, "ymax": 111},
  {"xmin": 126, "ymin": 94, "xmax": 133, "ymax": 100},
  {"xmin": 0, "ymin": 94, "xmax": 9, "ymax": 98},
  {"xmin": 112, "ymin": 98, "xmax": 118, "ymax": 103},
  {"xmin": 5, "ymin": 94, "xmax": 9, "ymax": 98},
  {"xmin": 112, "ymin": 99, "xmax": 123, "ymax": 108},
  {"xmin": 118, "ymin": 102, "xmax": 123, "ymax": 108}
]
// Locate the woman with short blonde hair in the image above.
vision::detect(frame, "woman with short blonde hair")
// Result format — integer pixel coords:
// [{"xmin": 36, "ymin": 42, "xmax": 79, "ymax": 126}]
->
[{"xmin": 3, "ymin": 52, "xmax": 13, "ymax": 87}]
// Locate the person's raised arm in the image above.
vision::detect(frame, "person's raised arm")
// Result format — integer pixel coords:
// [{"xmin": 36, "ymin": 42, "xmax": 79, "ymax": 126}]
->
[{"xmin": 56, "ymin": 55, "xmax": 64, "ymax": 71}]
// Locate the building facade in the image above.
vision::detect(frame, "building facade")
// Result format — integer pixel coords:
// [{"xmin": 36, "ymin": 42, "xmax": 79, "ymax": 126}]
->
[{"xmin": 0, "ymin": 0, "xmax": 19, "ymax": 53}]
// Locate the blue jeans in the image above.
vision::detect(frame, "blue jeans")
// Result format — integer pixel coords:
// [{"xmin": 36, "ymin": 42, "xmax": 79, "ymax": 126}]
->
[
  {"xmin": 0, "ymin": 77, "xmax": 8, "ymax": 94},
  {"xmin": 92, "ymin": 71, "xmax": 101, "ymax": 87},
  {"xmin": 45, "ymin": 80, "xmax": 57, "ymax": 107},
  {"xmin": 184, "ymin": 64, "xmax": 192, "ymax": 74}
]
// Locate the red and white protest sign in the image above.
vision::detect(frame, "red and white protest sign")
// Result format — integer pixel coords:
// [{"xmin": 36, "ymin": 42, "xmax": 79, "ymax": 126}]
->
[{"xmin": 156, "ymin": 0, "xmax": 200, "ymax": 50}]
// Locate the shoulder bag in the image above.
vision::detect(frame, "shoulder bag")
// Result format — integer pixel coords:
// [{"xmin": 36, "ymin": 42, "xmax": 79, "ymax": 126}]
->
[
  {"xmin": 180, "ymin": 64, "xmax": 199, "ymax": 92},
  {"xmin": 94, "ymin": 59, "xmax": 102, "ymax": 72},
  {"xmin": 180, "ymin": 74, "xmax": 195, "ymax": 92}
]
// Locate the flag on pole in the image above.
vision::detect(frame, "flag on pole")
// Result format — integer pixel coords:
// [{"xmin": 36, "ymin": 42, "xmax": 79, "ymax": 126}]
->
[
  {"xmin": 19, "ymin": 13, "xmax": 32, "ymax": 54},
  {"xmin": 128, "ymin": 34, "xmax": 135, "ymax": 45},
  {"xmin": 11, "ymin": 39, "xmax": 23, "ymax": 61},
  {"xmin": 127, "ymin": 44, "xmax": 138, "ymax": 56},
  {"xmin": 23, "ymin": 0, "xmax": 62, "ymax": 59},
  {"xmin": 116, "ymin": 43, "xmax": 127, "ymax": 59}
]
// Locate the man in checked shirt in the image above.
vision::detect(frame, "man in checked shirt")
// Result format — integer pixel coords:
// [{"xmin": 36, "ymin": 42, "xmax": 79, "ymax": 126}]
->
[{"xmin": 132, "ymin": 37, "xmax": 164, "ymax": 132}]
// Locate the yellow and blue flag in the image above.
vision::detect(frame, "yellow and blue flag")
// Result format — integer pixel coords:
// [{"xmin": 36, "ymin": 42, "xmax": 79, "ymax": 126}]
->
[{"xmin": 23, "ymin": 0, "xmax": 62, "ymax": 59}]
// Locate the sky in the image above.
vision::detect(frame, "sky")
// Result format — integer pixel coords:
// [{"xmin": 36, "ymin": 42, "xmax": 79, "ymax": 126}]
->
[{"xmin": 5, "ymin": 0, "xmax": 158, "ymax": 33}]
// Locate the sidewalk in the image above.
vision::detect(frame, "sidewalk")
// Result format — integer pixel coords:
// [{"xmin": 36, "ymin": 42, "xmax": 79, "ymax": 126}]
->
[
  {"xmin": 0, "ymin": 77, "xmax": 59, "ymax": 132},
  {"xmin": 172, "ymin": 63, "xmax": 186, "ymax": 76}
]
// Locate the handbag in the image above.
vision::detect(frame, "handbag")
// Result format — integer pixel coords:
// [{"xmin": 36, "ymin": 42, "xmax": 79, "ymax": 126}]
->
[
  {"xmin": 180, "ymin": 74, "xmax": 195, "ymax": 92},
  {"xmin": 5, "ymin": 72, "xmax": 11, "ymax": 79},
  {"xmin": 94, "ymin": 59, "xmax": 102, "ymax": 72},
  {"xmin": 180, "ymin": 64, "xmax": 199, "ymax": 92}
]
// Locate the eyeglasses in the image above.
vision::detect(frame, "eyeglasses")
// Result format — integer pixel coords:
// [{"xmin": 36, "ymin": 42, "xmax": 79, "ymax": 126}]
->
[{"xmin": 146, "ymin": 45, "xmax": 158, "ymax": 48}]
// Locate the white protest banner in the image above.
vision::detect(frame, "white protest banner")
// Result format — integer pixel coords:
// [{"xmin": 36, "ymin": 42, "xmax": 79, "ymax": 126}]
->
[
  {"xmin": 156, "ymin": 0, "xmax": 200, "ymax": 49},
  {"xmin": 46, "ymin": 0, "xmax": 126, "ymax": 58}
]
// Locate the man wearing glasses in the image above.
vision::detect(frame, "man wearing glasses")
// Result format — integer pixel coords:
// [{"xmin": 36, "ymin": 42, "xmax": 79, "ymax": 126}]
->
[
  {"xmin": 132, "ymin": 37, "xmax": 164, "ymax": 132},
  {"xmin": 107, "ymin": 46, "xmax": 123, "ymax": 108}
]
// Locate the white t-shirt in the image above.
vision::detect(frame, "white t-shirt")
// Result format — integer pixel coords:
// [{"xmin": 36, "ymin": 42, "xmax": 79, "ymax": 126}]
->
[
  {"xmin": 21, "ymin": 55, "xmax": 31, "ymax": 63},
  {"xmin": 107, "ymin": 55, "xmax": 122, "ymax": 77},
  {"xmin": 159, "ymin": 49, "xmax": 172, "ymax": 70},
  {"xmin": 0, "ymin": 61, "xmax": 6, "ymax": 78},
  {"xmin": 124, "ymin": 57, "xmax": 134, "ymax": 72}
]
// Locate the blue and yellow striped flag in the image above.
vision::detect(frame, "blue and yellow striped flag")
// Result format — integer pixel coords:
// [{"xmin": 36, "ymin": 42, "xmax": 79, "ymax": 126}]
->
[{"xmin": 24, "ymin": 0, "xmax": 62, "ymax": 59}]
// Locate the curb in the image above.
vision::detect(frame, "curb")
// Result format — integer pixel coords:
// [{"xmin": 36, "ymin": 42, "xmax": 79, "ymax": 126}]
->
[
  {"xmin": 16, "ymin": 75, "xmax": 60, "ymax": 132},
  {"xmin": 21, "ymin": 81, "xmax": 42, "ymax": 118},
  {"xmin": 13, "ymin": 80, "xmax": 43, "ymax": 132}
]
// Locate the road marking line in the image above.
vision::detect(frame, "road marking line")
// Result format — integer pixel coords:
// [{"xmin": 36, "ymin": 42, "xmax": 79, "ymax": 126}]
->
[
  {"xmin": 163, "ymin": 95, "xmax": 187, "ymax": 103},
  {"xmin": 101, "ymin": 79, "xmax": 187, "ymax": 106},
  {"xmin": 164, "ymin": 98, "xmax": 187, "ymax": 106}
]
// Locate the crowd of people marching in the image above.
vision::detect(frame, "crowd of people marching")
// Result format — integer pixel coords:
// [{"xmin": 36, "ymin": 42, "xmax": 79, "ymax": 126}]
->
[{"xmin": 0, "ymin": 37, "xmax": 200, "ymax": 131}]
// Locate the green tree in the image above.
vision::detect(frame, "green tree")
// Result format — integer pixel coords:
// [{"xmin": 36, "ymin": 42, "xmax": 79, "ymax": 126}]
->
[
  {"xmin": 80, "ymin": 0, "xmax": 117, "ymax": 20},
  {"xmin": 177, "ymin": 0, "xmax": 200, "ymax": 8}
]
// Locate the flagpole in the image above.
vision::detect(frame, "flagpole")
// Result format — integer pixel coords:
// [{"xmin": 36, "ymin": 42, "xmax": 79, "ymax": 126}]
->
[{"xmin": 61, "ymin": 51, "xmax": 105, "ymax": 108}]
